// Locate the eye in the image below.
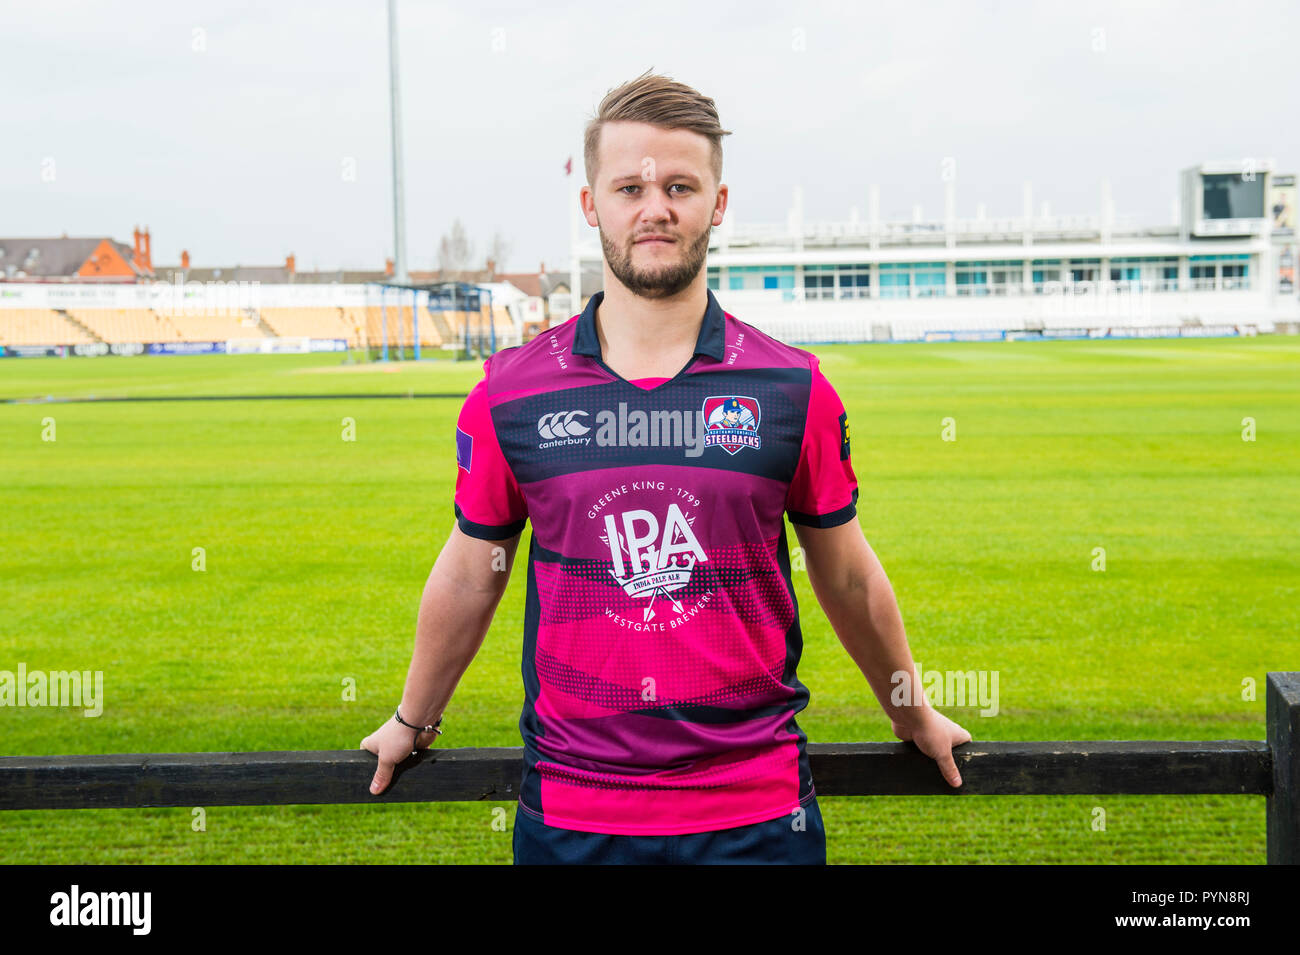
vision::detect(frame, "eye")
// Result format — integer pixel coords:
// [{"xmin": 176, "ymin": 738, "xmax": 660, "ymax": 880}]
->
[{"xmin": 619, "ymin": 184, "xmax": 692, "ymax": 195}]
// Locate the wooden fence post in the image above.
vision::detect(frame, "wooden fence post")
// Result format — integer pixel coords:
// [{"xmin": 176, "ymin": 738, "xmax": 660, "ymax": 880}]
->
[{"xmin": 1267, "ymin": 671, "xmax": 1299, "ymax": 865}]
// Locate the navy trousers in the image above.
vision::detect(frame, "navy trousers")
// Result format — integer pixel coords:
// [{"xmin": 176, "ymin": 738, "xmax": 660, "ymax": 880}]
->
[{"xmin": 513, "ymin": 798, "xmax": 826, "ymax": 865}]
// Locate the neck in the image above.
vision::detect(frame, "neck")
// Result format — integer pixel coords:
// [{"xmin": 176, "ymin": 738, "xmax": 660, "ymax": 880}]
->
[{"xmin": 594, "ymin": 272, "xmax": 708, "ymax": 379}]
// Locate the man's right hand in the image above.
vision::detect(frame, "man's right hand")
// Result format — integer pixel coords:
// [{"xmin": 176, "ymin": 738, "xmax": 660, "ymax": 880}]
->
[
  {"xmin": 360, "ymin": 717, "xmax": 439, "ymax": 794},
  {"xmin": 891, "ymin": 702, "xmax": 971, "ymax": 788}
]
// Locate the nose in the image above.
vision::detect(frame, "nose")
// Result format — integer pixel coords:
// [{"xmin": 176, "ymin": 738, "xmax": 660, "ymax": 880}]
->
[{"xmin": 638, "ymin": 184, "xmax": 675, "ymax": 227}]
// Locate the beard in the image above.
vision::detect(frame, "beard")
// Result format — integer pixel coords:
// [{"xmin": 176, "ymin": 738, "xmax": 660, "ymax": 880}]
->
[{"xmin": 599, "ymin": 221, "xmax": 711, "ymax": 299}]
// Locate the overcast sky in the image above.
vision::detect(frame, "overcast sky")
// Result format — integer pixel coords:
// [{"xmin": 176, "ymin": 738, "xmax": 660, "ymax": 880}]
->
[{"xmin": 2, "ymin": 0, "xmax": 1296, "ymax": 274}]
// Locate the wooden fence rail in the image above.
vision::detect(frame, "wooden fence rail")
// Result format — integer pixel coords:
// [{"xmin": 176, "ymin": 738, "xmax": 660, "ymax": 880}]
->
[{"xmin": 3, "ymin": 671, "xmax": 1296, "ymax": 864}]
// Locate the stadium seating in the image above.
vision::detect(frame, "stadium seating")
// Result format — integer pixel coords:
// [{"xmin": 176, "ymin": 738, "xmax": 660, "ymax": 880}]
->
[
  {"xmin": 489, "ymin": 305, "xmax": 515, "ymax": 341},
  {"xmin": 0, "ymin": 302, "xmax": 520, "ymax": 350},
  {"xmin": 66, "ymin": 308, "xmax": 181, "ymax": 344},
  {"xmin": 67, "ymin": 308, "xmax": 261, "ymax": 344},
  {"xmin": 0, "ymin": 309, "xmax": 98, "ymax": 346},
  {"xmin": 454, "ymin": 306, "xmax": 516, "ymax": 348},
  {"xmin": 344, "ymin": 305, "xmax": 439, "ymax": 347},
  {"xmin": 163, "ymin": 311, "xmax": 264, "ymax": 343},
  {"xmin": 259, "ymin": 307, "xmax": 361, "ymax": 347}
]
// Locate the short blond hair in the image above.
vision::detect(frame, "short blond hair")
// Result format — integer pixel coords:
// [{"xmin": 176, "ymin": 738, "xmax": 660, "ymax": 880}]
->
[{"xmin": 584, "ymin": 69, "xmax": 731, "ymax": 188}]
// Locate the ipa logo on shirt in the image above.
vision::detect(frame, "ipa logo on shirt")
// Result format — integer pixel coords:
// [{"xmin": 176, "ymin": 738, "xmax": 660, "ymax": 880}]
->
[
  {"xmin": 702, "ymin": 395, "xmax": 762, "ymax": 455},
  {"xmin": 600, "ymin": 504, "xmax": 708, "ymax": 622}
]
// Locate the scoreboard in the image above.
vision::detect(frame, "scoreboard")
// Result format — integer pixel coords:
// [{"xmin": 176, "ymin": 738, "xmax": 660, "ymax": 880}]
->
[{"xmin": 1181, "ymin": 160, "xmax": 1275, "ymax": 237}]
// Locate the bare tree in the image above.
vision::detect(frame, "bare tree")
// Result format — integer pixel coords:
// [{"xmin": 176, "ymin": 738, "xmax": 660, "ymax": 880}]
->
[
  {"xmin": 486, "ymin": 230, "xmax": 511, "ymax": 274},
  {"xmin": 437, "ymin": 218, "xmax": 475, "ymax": 280}
]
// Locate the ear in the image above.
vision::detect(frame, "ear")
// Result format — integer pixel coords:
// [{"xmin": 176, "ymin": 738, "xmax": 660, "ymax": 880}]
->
[
  {"xmin": 712, "ymin": 183, "xmax": 728, "ymax": 227},
  {"xmin": 580, "ymin": 185, "xmax": 599, "ymax": 227}
]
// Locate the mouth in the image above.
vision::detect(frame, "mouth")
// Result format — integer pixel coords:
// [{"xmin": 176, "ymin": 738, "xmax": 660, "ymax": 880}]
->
[{"xmin": 635, "ymin": 236, "xmax": 676, "ymax": 245}]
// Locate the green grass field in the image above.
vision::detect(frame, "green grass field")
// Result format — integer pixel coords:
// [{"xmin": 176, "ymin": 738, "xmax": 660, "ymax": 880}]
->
[{"xmin": 2, "ymin": 336, "xmax": 1297, "ymax": 863}]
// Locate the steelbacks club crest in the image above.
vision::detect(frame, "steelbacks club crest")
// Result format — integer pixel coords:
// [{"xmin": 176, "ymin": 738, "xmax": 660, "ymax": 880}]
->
[{"xmin": 702, "ymin": 395, "xmax": 761, "ymax": 455}]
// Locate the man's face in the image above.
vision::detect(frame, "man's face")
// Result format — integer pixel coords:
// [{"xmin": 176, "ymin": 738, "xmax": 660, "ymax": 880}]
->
[{"xmin": 581, "ymin": 121, "xmax": 727, "ymax": 299}]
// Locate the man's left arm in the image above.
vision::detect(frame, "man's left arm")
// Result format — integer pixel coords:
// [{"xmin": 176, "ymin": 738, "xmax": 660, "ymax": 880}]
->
[{"xmin": 793, "ymin": 515, "xmax": 972, "ymax": 788}]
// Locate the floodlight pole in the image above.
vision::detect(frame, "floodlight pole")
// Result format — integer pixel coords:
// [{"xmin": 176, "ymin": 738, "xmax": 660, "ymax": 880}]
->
[
  {"xmin": 387, "ymin": 0, "xmax": 409, "ymax": 285},
  {"xmin": 412, "ymin": 288, "xmax": 420, "ymax": 360}
]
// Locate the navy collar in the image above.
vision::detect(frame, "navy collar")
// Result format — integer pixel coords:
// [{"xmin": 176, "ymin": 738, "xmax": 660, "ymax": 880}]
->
[{"xmin": 571, "ymin": 288, "xmax": 726, "ymax": 363}]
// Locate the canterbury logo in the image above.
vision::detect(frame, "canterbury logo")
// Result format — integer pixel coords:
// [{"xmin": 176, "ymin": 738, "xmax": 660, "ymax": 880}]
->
[{"xmin": 537, "ymin": 410, "xmax": 590, "ymax": 439}]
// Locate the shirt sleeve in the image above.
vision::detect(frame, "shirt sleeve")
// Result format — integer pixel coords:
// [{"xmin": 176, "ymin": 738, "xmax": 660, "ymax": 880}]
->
[
  {"xmin": 453, "ymin": 364, "xmax": 528, "ymax": 540},
  {"xmin": 785, "ymin": 355, "xmax": 859, "ymax": 528}
]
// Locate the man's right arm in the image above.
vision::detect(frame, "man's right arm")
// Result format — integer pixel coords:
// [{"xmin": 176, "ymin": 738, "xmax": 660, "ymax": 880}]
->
[
  {"xmin": 397, "ymin": 523, "xmax": 521, "ymax": 732},
  {"xmin": 361, "ymin": 523, "xmax": 521, "ymax": 795},
  {"xmin": 363, "ymin": 365, "xmax": 528, "ymax": 794}
]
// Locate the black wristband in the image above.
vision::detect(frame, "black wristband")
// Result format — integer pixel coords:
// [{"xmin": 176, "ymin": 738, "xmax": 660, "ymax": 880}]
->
[{"xmin": 394, "ymin": 707, "xmax": 443, "ymax": 752}]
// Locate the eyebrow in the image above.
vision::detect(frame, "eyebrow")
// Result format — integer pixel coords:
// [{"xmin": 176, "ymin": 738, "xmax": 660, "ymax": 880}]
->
[{"xmin": 610, "ymin": 173, "xmax": 702, "ymax": 187}]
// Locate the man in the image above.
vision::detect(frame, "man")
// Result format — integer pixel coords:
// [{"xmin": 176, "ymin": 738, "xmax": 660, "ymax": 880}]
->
[
  {"xmin": 361, "ymin": 71, "xmax": 971, "ymax": 865},
  {"xmin": 709, "ymin": 397, "xmax": 755, "ymax": 431}
]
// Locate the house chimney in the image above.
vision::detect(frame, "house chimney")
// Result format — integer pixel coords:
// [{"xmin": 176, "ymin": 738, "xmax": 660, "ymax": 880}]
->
[
  {"xmin": 487, "ymin": 257, "xmax": 496, "ymax": 279},
  {"xmin": 181, "ymin": 249, "xmax": 190, "ymax": 270},
  {"xmin": 142, "ymin": 227, "xmax": 152, "ymax": 270},
  {"xmin": 385, "ymin": 257, "xmax": 394, "ymax": 277},
  {"xmin": 539, "ymin": 260, "xmax": 546, "ymax": 275},
  {"xmin": 286, "ymin": 253, "xmax": 296, "ymax": 275},
  {"xmin": 133, "ymin": 227, "xmax": 143, "ymax": 270}
]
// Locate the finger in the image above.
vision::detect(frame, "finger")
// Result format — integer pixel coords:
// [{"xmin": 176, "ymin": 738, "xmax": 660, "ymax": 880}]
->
[
  {"xmin": 370, "ymin": 759, "xmax": 394, "ymax": 794},
  {"xmin": 937, "ymin": 749, "xmax": 962, "ymax": 788}
]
